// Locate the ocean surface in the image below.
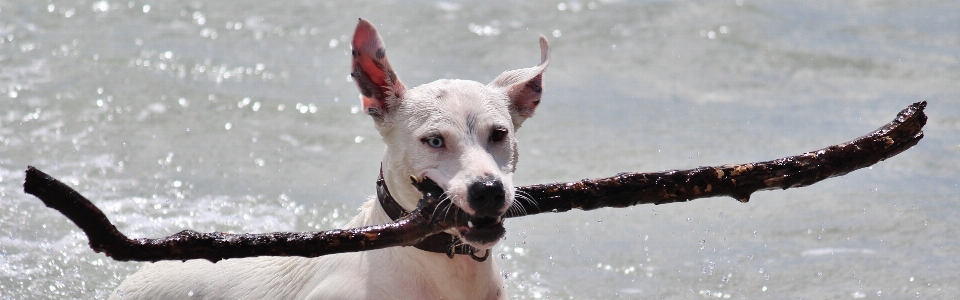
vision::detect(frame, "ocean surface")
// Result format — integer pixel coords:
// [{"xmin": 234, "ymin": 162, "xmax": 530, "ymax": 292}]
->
[{"xmin": 2, "ymin": 1, "xmax": 959, "ymax": 299}]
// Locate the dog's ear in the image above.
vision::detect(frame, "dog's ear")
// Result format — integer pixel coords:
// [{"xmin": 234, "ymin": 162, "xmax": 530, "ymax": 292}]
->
[
  {"xmin": 351, "ymin": 18, "xmax": 406, "ymax": 121},
  {"xmin": 490, "ymin": 35, "xmax": 550, "ymax": 129}
]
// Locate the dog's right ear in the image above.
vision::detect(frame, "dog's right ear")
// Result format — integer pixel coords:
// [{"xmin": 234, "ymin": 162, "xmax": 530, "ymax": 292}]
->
[{"xmin": 351, "ymin": 18, "xmax": 406, "ymax": 122}]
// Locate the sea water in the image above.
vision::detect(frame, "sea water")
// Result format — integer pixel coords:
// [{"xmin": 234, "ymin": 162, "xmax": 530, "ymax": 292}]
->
[{"xmin": 2, "ymin": 1, "xmax": 959, "ymax": 299}]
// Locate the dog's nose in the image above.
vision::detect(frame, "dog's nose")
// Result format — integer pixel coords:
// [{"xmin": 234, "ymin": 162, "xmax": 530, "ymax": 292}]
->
[{"xmin": 467, "ymin": 176, "xmax": 505, "ymax": 217}]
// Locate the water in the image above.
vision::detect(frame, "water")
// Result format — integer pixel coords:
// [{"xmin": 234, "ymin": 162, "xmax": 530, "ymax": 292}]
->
[{"xmin": 2, "ymin": 1, "xmax": 959, "ymax": 299}]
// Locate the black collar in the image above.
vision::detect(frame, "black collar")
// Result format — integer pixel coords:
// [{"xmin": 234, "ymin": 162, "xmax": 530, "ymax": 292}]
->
[{"xmin": 377, "ymin": 168, "xmax": 490, "ymax": 262}]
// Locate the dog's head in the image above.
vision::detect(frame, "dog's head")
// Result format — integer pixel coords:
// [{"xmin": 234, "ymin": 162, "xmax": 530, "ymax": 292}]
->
[{"xmin": 351, "ymin": 19, "xmax": 549, "ymax": 249}]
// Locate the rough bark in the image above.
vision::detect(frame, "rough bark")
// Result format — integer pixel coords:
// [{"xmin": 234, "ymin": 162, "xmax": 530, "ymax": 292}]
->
[
  {"xmin": 23, "ymin": 171, "xmax": 453, "ymax": 263},
  {"xmin": 507, "ymin": 101, "xmax": 928, "ymax": 216},
  {"xmin": 23, "ymin": 102, "xmax": 927, "ymax": 262}
]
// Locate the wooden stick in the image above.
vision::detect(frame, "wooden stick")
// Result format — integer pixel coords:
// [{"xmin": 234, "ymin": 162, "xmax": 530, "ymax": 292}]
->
[
  {"xmin": 23, "ymin": 102, "xmax": 926, "ymax": 262},
  {"xmin": 507, "ymin": 101, "xmax": 927, "ymax": 216},
  {"xmin": 23, "ymin": 170, "xmax": 454, "ymax": 263}
]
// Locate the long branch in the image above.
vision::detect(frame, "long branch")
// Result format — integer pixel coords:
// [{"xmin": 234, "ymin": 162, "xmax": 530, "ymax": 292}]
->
[
  {"xmin": 507, "ymin": 101, "xmax": 927, "ymax": 216},
  {"xmin": 23, "ymin": 102, "xmax": 926, "ymax": 262},
  {"xmin": 23, "ymin": 170, "xmax": 454, "ymax": 263}
]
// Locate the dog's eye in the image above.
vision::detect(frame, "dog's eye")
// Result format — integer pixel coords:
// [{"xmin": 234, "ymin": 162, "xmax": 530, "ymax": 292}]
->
[
  {"xmin": 422, "ymin": 135, "xmax": 445, "ymax": 148},
  {"xmin": 489, "ymin": 128, "xmax": 508, "ymax": 143}
]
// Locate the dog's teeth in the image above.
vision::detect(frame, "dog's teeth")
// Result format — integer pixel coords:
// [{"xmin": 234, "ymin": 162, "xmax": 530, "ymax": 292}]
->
[{"xmin": 467, "ymin": 221, "xmax": 474, "ymax": 228}]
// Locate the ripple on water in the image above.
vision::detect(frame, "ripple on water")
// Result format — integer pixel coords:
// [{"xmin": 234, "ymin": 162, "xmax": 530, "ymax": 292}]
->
[
  {"xmin": 800, "ymin": 248, "xmax": 877, "ymax": 256},
  {"xmin": 0, "ymin": 164, "xmax": 336, "ymax": 299}
]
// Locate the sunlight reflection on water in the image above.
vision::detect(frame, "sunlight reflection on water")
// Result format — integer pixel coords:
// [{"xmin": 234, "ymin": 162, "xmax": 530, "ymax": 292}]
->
[{"xmin": 2, "ymin": 1, "xmax": 959, "ymax": 299}]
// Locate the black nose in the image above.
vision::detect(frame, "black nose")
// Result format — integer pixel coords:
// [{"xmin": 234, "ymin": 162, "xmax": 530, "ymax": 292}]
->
[{"xmin": 467, "ymin": 175, "xmax": 505, "ymax": 217}]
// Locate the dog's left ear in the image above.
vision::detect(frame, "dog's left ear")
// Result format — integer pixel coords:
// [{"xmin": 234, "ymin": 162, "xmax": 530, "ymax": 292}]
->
[
  {"xmin": 489, "ymin": 35, "xmax": 550, "ymax": 129},
  {"xmin": 351, "ymin": 18, "xmax": 406, "ymax": 122}
]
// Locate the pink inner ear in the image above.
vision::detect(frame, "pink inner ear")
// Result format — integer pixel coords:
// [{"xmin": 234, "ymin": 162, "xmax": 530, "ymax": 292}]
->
[
  {"xmin": 353, "ymin": 19, "xmax": 387, "ymax": 89},
  {"xmin": 361, "ymin": 95, "xmax": 378, "ymax": 112},
  {"xmin": 352, "ymin": 23, "xmax": 389, "ymax": 90},
  {"xmin": 351, "ymin": 19, "xmax": 405, "ymax": 117},
  {"xmin": 488, "ymin": 36, "xmax": 550, "ymax": 128}
]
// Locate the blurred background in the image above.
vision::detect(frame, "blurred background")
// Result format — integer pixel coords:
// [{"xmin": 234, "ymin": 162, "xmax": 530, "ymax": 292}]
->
[{"xmin": 1, "ymin": 0, "xmax": 958, "ymax": 299}]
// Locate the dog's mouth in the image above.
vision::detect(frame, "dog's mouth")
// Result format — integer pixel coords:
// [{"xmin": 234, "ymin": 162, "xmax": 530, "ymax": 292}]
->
[
  {"xmin": 416, "ymin": 174, "xmax": 508, "ymax": 248},
  {"xmin": 456, "ymin": 215, "xmax": 505, "ymax": 247}
]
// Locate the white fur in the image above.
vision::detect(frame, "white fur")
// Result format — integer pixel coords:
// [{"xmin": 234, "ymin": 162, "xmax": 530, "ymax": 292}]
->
[{"xmin": 112, "ymin": 19, "xmax": 549, "ymax": 300}]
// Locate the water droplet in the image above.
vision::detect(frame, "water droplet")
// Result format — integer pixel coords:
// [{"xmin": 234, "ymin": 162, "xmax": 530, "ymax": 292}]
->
[
  {"xmin": 225, "ymin": 123, "xmax": 232, "ymax": 130},
  {"xmin": 188, "ymin": 291, "xmax": 194, "ymax": 296},
  {"xmin": 92, "ymin": 1, "xmax": 109, "ymax": 13}
]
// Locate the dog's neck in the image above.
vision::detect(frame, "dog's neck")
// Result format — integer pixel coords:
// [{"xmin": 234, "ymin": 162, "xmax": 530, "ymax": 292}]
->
[{"xmin": 377, "ymin": 167, "xmax": 490, "ymax": 261}]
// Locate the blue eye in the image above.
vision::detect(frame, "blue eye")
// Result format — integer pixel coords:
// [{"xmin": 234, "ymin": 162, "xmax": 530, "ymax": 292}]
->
[{"xmin": 422, "ymin": 135, "xmax": 445, "ymax": 148}]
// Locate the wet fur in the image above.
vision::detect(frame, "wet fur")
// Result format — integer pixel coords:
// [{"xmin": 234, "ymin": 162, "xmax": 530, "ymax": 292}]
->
[{"xmin": 112, "ymin": 19, "xmax": 549, "ymax": 300}]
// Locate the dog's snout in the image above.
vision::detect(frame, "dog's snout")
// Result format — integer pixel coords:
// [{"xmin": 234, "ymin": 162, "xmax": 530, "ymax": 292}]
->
[{"xmin": 467, "ymin": 176, "xmax": 506, "ymax": 217}]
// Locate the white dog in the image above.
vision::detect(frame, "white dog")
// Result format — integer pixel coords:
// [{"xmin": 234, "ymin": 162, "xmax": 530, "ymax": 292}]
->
[{"xmin": 112, "ymin": 18, "xmax": 549, "ymax": 299}]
